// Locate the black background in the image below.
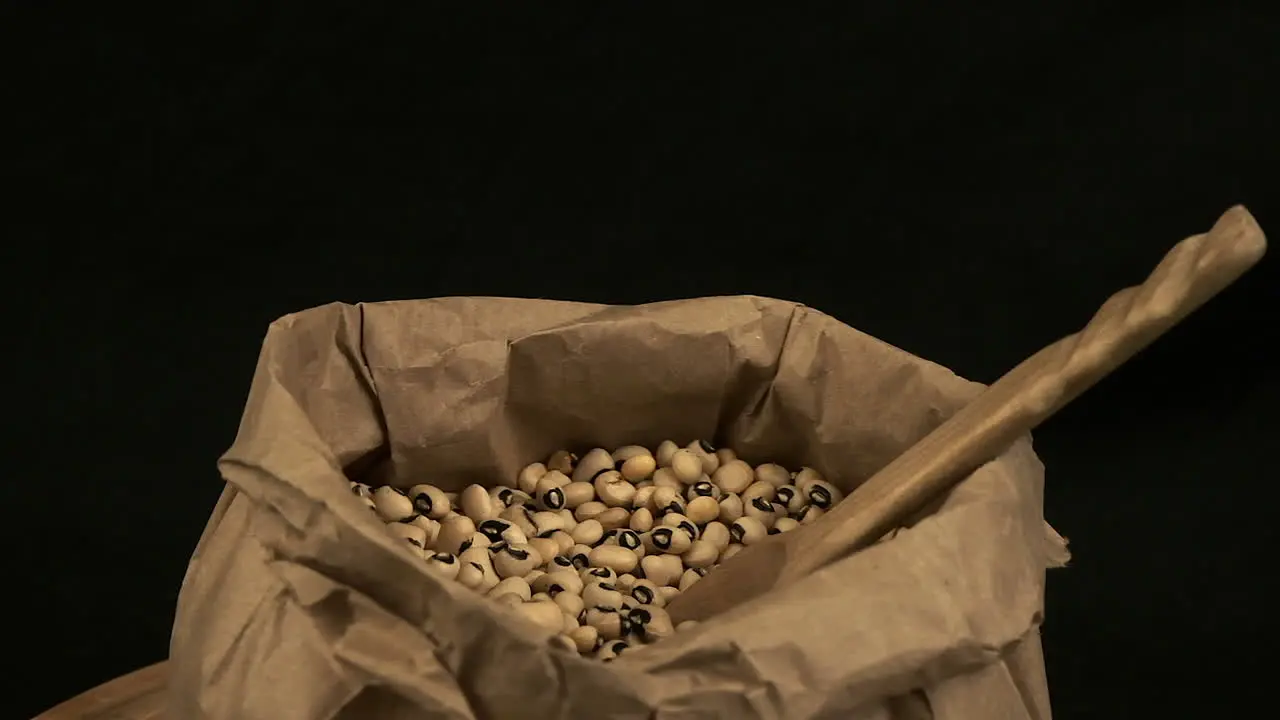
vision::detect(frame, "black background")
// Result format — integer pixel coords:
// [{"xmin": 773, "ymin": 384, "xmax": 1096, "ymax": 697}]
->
[{"xmin": 11, "ymin": 3, "xmax": 1279, "ymax": 718}]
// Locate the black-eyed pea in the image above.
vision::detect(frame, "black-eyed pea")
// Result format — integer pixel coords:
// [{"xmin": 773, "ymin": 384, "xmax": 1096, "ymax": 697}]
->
[
  {"xmin": 619, "ymin": 453, "xmax": 657, "ymax": 482},
  {"xmin": 584, "ymin": 608, "xmax": 624, "ymax": 641},
  {"xmin": 595, "ymin": 507, "xmax": 631, "ymax": 531},
  {"xmin": 550, "ymin": 633, "xmax": 578, "ymax": 653},
  {"xmin": 631, "ymin": 605, "xmax": 675, "ymax": 641},
  {"xmin": 570, "ymin": 518, "xmax": 604, "ymax": 545},
  {"xmin": 487, "ymin": 576, "xmax": 532, "ymax": 601},
  {"xmin": 669, "ymin": 449, "xmax": 703, "ymax": 484},
  {"xmin": 685, "ymin": 496, "xmax": 720, "ymax": 525},
  {"xmin": 406, "ymin": 516, "xmax": 441, "ymax": 547},
  {"xmin": 527, "ymin": 537, "xmax": 560, "ymax": 565},
  {"xmin": 640, "ymin": 554, "xmax": 683, "ymax": 587},
  {"xmin": 651, "ymin": 487, "xmax": 685, "ymax": 516},
  {"xmin": 425, "ymin": 552, "xmax": 460, "ymax": 580},
  {"xmin": 493, "ymin": 593, "xmax": 525, "ymax": 609},
  {"xmin": 730, "ymin": 516, "xmax": 768, "ymax": 545},
  {"xmin": 711, "ymin": 460, "xmax": 754, "ymax": 494},
  {"xmin": 589, "ymin": 545, "xmax": 639, "ymax": 574},
  {"xmin": 774, "ymin": 484, "xmax": 805, "ymax": 514},
  {"xmin": 580, "ymin": 566, "xmax": 617, "ymax": 585},
  {"xmin": 571, "ymin": 448, "xmax": 615, "ymax": 484},
  {"xmin": 561, "ymin": 481, "xmax": 596, "ymax": 509},
  {"xmin": 477, "ymin": 519, "xmax": 527, "ymax": 545},
  {"xmin": 700, "ymin": 521, "xmax": 731, "ymax": 551},
  {"xmin": 569, "ymin": 544, "xmax": 593, "ymax": 570},
  {"xmin": 631, "ymin": 486, "xmax": 656, "ymax": 511},
  {"xmin": 515, "ymin": 600, "xmax": 565, "ymax": 633},
  {"xmin": 536, "ymin": 477, "xmax": 569, "ymax": 511},
  {"xmin": 535, "ymin": 569, "xmax": 584, "ymax": 596},
  {"xmin": 562, "ymin": 611, "xmax": 580, "ymax": 634},
  {"xmin": 629, "ymin": 507, "xmax": 655, "ymax": 533},
  {"xmin": 546, "ymin": 450, "xmax": 576, "ymax": 476},
  {"xmin": 805, "ymin": 479, "xmax": 843, "ymax": 510},
  {"xmin": 545, "ymin": 555, "xmax": 576, "ymax": 574},
  {"xmin": 407, "ymin": 484, "xmax": 451, "ymax": 519},
  {"xmin": 678, "ymin": 567, "xmax": 706, "ymax": 591},
  {"xmin": 797, "ymin": 505, "xmax": 826, "ymax": 525},
  {"xmin": 793, "ymin": 467, "xmax": 825, "ymax": 492},
  {"xmin": 645, "ymin": 526, "xmax": 693, "ymax": 555},
  {"xmin": 459, "ymin": 484, "xmax": 497, "ymax": 522},
  {"xmin": 531, "ymin": 592, "xmax": 552, "ymax": 603},
  {"xmin": 531, "ymin": 510, "xmax": 568, "ymax": 536},
  {"xmin": 456, "ymin": 561, "xmax": 486, "ymax": 590},
  {"xmin": 595, "ymin": 638, "xmax": 630, "ymax": 661},
  {"xmin": 493, "ymin": 542, "xmax": 543, "ymax": 578},
  {"xmin": 583, "ymin": 581, "xmax": 625, "ymax": 610},
  {"xmin": 489, "ymin": 485, "xmax": 526, "ymax": 509},
  {"xmin": 686, "ymin": 440, "xmax": 720, "ymax": 475},
  {"xmin": 682, "ymin": 540, "xmax": 718, "ymax": 569},
  {"xmin": 518, "ymin": 462, "xmax": 549, "ymax": 494},
  {"xmin": 655, "ymin": 440, "xmax": 679, "ymax": 467},
  {"xmin": 743, "ymin": 496, "xmax": 782, "ymax": 527},
  {"xmin": 386, "ymin": 521, "xmax": 428, "ymax": 555},
  {"xmin": 555, "ymin": 590, "xmax": 585, "ymax": 618},
  {"xmin": 720, "ymin": 543, "xmax": 745, "ymax": 562},
  {"xmin": 620, "ymin": 595, "xmax": 641, "ymax": 615},
  {"xmin": 769, "ymin": 517, "xmax": 800, "ymax": 535},
  {"xmin": 359, "ymin": 495, "xmax": 377, "ymax": 512},
  {"xmin": 574, "ymin": 501, "xmax": 608, "ymax": 523},
  {"xmin": 650, "ymin": 467, "xmax": 682, "ymax": 490},
  {"xmin": 685, "ymin": 479, "xmax": 722, "ymax": 502},
  {"xmin": 718, "ymin": 493, "xmax": 744, "ymax": 524},
  {"xmin": 659, "ymin": 513, "xmax": 700, "ymax": 541},
  {"xmin": 611, "ymin": 445, "xmax": 650, "ymax": 463},
  {"xmin": 436, "ymin": 516, "xmax": 477, "ymax": 554},
  {"xmin": 593, "ymin": 470, "xmax": 636, "ymax": 508},
  {"xmin": 569, "ymin": 624, "xmax": 599, "ymax": 653},
  {"xmin": 754, "ymin": 463, "xmax": 790, "ymax": 488},
  {"xmin": 629, "ymin": 579, "xmax": 664, "ymax": 607},
  {"xmin": 350, "ymin": 481, "xmax": 374, "ymax": 499},
  {"xmin": 500, "ymin": 506, "xmax": 537, "ymax": 537},
  {"xmin": 715, "ymin": 447, "xmax": 737, "ymax": 466},
  {"xmin": 606, "ymin": 529, "xmax": 645, "ymax": 556},
  {"xmin": 525, "ymin": 568, "xmax": 546, "ymax": 587},
  {"xmin": 740, "ymin": 480, "xmax": 776, "ymax": 505},
  {"xmin": 524, "ymin": 576, "xmax": 559, "ymax": 599},
  {"xmin": 556, "ymin": 509, "xmax": 578, "ymax": 531},
  {"xmin": 460, "ymin": 547, "xmax": 500, "ymax": 591},
  {"xmin": 372, "ymin": 486, "xmax": 415, "ymax": 522},
  {"xmin": 656, "ymin": 585, "xmax": 681, "ymax": 603},
  {"xmin": 549, "ymin": 530, "xmax": 575, "ymax": 556},
  {"xmin": 461, "ymin": 532, "xmax": 492, "ymax": 554}
]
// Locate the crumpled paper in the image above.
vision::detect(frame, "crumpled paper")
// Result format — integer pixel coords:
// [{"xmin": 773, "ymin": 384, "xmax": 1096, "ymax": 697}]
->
[{"xmin": 169, "ymin": 296, "xmax": 1068, "ymax": 720}]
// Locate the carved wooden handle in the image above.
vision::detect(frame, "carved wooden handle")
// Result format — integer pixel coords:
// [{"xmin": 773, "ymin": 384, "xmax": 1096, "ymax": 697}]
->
[
  {"xmin": 785, "ymin": 205, "xmax": 1267, "ymax": 578},
  {"xmin": 667, "ymin": 206, "xmax": 1266, "ymax": 623}
]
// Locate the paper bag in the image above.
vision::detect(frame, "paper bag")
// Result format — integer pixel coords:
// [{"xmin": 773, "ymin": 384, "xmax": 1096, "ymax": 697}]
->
[{"xmin": 169, "ymin": 296, "xmax": 1068, "ymax": 720}]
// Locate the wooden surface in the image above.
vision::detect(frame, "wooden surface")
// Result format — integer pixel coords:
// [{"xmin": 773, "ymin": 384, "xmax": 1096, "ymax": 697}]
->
[{"xmin": 33, "ymin": 662, "xmax": 168, "ymax": 720}]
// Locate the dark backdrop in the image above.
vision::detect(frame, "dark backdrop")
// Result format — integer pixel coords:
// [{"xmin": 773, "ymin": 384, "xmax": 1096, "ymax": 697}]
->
[{"xmin": 12, "ymin": 3, "xmax": 1278, "ymax": 718}]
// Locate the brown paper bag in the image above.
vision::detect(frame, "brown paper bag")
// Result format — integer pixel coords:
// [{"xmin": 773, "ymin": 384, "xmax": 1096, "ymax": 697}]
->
[{"xmin": 170, "ymin": 296, "xmax": 1069, "ymax": 720}]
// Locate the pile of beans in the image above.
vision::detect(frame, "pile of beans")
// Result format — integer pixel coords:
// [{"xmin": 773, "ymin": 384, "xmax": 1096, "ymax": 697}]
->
[{"xmin": 351, "ymin": 440, "xmax": 844, "ymax": 661}]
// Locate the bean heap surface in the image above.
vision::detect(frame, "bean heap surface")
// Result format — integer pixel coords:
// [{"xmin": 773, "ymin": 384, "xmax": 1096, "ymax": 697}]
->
[{"xmin": 352, "ymin": 440, "xmax": 845, "ymax": 661}]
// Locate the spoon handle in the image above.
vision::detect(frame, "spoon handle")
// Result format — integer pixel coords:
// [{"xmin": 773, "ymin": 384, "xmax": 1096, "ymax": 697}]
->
[{"xmin": 788, "ymin": 205, "xmax": 1267, "ymax": 578}]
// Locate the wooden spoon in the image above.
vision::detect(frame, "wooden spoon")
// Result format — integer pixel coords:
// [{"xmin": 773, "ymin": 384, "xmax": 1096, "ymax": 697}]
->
[{"xmin": 668, "ymin": 205, "xmax": 1267, "ymax": 625}]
